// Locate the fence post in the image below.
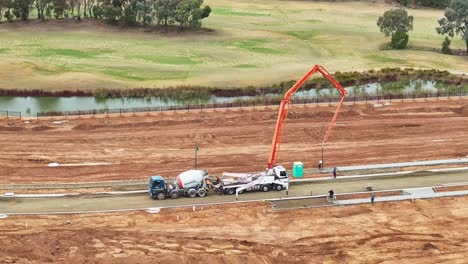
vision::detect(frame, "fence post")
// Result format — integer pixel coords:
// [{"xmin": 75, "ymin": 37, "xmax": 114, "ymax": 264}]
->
[
  {"xmin": 365, "ymin": 96, "xmax": 368, "ymax": 104},
  {"xmin": 413, "ymin": 93, "xmax": 416, "ymax": 101},
  {"xmin": 316, "ymin": 97, "xmax": 318, "ymax": 105},
  {"xmin": 460, "ymin": 88, "xmax": 462, "ymax": 99},
  {"xmin": 328, "ymin": 98, "xmax": 331, "ymax": 106},
  {"xmin": 6, "ymin": 111, "xmax": 8, "ymax": 120},
  {"xmin": 448, "ymin": 92, "xmax": 451, "ymax": 99},
  {"xmin": 119, "ymin": 108, "xmax": 122, "ymax": 116}
]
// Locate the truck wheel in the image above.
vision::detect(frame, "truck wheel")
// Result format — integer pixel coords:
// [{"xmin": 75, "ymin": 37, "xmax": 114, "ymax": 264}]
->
[
  {"xmin": 198, "ymin": 189, "xmax": 207, "ymax": 197},
  {"xmin": 170, "ymin": 191, "xmax": 179, "ymax": 199},
  {"xmin": 188, "ymin": 189, "xmax": 197, "ymax": 198},
  {"xmin": 226, "ymin": 188, "xmax": 235, "ymax": 195},
  {"xmin": 275, "ymin": 184, "xmax": 283, "ymax": 191},
  {"xmin": 237, "ymin": 189, "xmax": 245, "ymax": 194},
  {"xmin": 261, "ymin": 185, "xmax": 270, "ymax": 192},
  {"xmin": 156, "ymin": 193, "xmax": 166, "ymax": 200}
]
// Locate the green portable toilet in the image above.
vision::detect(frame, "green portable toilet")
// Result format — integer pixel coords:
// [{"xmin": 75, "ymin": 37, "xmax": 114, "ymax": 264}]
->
[{"xmin": 293, "ymin": 162, "xmax": 304, "ymax": 178}]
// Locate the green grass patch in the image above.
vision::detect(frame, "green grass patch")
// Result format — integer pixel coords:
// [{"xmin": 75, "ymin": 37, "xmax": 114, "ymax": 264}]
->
[
  {"xmin": 101, "ymin": 68, "xmax": 149, "ymax": 81},
  {"xmin": 0, "ymin": 48, "xmax": 9, "ymax": 54},
  {"xmin": 135, "ymin": 55, "xmax": 199, "ymax": 65},
  {"xmin": 285, "ymin": 31, "xmax": 317, "ymax": 41},
  {"xmin": 366, "ymin": 54, "xmax": 408, "ymax": 64},
  {"xmin": 100, "ymin": 67, "xmax": 188, "ymax": 81},
  {"xmin": 232, "ymin": 39, "xmax": 284, "ymax": 54},
  {"xmin": 213, "ymin": 7, "xmax": 270, "ymax": 17},
  {"xmin": 17, "ymin": 43, "xmax": 42, "ymax": 47},
  {"xmin": 34, "ymin": 48, "xmax": 112, "ymax": 59},
  {"xmin": 233, "ymin": 64, "xmax": 258, "ymax": 68},
  {"xmin": 305, "ymin": 19, "xmax": 321, "ymax": 23}
]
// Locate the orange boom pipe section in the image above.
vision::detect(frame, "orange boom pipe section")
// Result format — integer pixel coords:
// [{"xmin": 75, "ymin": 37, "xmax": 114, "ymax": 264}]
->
[{"xmin": 267, "ymin": 65, "xmax": 347, "ymax": 169}]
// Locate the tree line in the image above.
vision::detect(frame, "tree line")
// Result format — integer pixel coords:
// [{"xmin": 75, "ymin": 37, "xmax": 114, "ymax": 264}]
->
[
  {"xmin": 0, "ymin": 0, "xmax": 212, "ymax": 29},
  {"xmin": 396, "ymin": 0, "xmax": 450, "ymax": 9},
  {"xmin": 377, "ymin": 0, "xmax": 468, "ymax": 53}
]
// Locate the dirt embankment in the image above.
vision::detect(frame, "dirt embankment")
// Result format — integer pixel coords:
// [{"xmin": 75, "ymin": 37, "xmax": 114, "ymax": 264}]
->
[
  {"xmin": 0, "ymin": 196, "xmax": 467, "ymax": 263},
  {"xmin": 0, "ymin": 100, "xmax": 467, "ymax": 183}
]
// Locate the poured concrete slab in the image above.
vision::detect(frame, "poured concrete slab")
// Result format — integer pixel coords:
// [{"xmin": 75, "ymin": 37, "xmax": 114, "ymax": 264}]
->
[{"xmin": 334, "ymin": 190, "xmax": 468, "ymax": 206}]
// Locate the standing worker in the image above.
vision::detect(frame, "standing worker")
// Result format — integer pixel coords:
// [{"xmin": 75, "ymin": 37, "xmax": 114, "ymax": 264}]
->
[
  {"xmin": 333, "ymin": 167, "xmax": 337, "ymax": 178},
  {"xmin": 317, "ymin": 160, "xmax": 323, "ymax": 171},
  {"xmin": 371, "ymin": 192, "xmax": 375, "ymax": 205}
]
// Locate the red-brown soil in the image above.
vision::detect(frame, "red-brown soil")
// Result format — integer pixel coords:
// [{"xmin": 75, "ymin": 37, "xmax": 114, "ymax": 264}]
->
[
  {"xmin": 0, "ymin": 196, "xmax": 466, "ymax": 263},
  {"xmin": 1, "ymin": 100, "xmax": 467, "ymax": 183},
  {"xmin": 435, "ymin": 185, "xmax": 468, "ymax": 192}
]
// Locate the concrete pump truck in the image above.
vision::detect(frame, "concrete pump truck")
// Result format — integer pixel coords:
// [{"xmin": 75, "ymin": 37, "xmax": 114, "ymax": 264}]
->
[{"xmin": 149, "ymin": 64, "xmax": 347, "ymax": 199}]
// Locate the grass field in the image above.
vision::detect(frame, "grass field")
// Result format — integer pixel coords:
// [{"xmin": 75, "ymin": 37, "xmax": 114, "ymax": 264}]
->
[{"xmin": 0, "ymin": 0, "xmax": 467, "ymax": 91}]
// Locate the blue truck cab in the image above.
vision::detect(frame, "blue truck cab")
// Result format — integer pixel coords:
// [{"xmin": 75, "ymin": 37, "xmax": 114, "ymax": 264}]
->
[{"xmin": 148, "ymin": 175, "xmax": 166, "ymax": 200}]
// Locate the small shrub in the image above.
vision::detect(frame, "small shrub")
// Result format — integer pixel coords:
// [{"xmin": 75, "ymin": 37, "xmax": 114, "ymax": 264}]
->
[
  {"xmin": 391, "ymin": 31, "xmax": 409, "ymax": 49},
  {"xmin": 441, "ymin": 36, "xmax": 452, "ymax": 54}
]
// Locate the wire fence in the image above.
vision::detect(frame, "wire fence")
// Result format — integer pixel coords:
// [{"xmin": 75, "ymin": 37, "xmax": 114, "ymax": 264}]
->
[
  {"xmin": 0, "ymin": 110, "xmax": 22, "ymax": 119},
  {"xmin": 2, "ymin": 91, "xmax": 466, "ymax": 119}
]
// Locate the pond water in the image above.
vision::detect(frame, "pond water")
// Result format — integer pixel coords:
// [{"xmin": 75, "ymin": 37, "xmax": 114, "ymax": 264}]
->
[{"xmin": 0, "ymin": 80, "xmax": 444, "ymax": 116}]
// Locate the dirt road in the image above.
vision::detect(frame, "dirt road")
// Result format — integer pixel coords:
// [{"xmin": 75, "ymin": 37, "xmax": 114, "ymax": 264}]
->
[
  {"xmin": 0, "ymin": 196, "xmax": 467, "ymax": 263},
  {"xmin": 2, "ymin": 171, "xmax": 467, "ymax": 214},
  {"xmin": 1, "ymin": 100, "xmax": 468, "ymax": 183}
]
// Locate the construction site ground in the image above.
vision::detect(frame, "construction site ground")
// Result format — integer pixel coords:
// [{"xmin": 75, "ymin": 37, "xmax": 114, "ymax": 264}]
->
[
  {"xmin": 1, "ymin": 99, "xmax": 468, "ymax": 184},
  {"xmin": 2, "ymin": 171, "xmax": 467, "ymax": 214},
  {"xmin": 0, "ymin": 196, "xmax": 467, "ymax": 263},
  {"xmin": 2, "ymin": 99, "xmax": 468, "ymax": 263}
]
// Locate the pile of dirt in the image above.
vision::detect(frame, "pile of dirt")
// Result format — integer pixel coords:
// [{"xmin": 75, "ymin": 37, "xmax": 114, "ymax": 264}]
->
[
  {"xmin": 341, "ymin": 109, "xmax": 361, "ymax": 117},
  {"xmin": 434, "ymin": 107, "xmax": 451, "ymax": 112},
  {"xmin": 72, "ymin": 123, "xmax": 98, "ymax": 131},
  {"xmin": 0, "ymin": 126, "xmax": 25, "ymax": 131},
  {"xmin": 393, "ymin": 123, "xmax": 422, "ymax": 128},
  {"xmin": 31, "ymin": 125, "xmax": 55, "ymax": 131},
  {"xmin": 422, "ymin": 243, "xmax": 439, "ymax": 250},
  {"xmin": 452, "ymin": 105, "xmax": 468, "ymax": 116},
  {"xmin": 288, "ymin": 111, "xmax": 318, "ymax": 119},
  {"xmin": 413, "ymin": 107, "xmax": 434, "ymax": 113},
  {"xmin": 314, "ymin": 111, "xmax": 334, "ymax": 118}
]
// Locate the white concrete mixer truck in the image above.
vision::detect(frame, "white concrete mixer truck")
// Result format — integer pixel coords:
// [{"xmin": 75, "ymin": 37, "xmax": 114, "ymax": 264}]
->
[
  {"xmin": 148, "ymin": 167, "xmax": 289, "ymax": 200},
  {"xmin": 148, "ymin": 170, "xmax": 211, "ymax": 200}
]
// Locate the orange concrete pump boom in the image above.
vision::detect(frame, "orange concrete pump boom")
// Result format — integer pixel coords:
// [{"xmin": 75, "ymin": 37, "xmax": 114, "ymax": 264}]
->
[{"xmin": 267, "ymin": 65, "xmax": 347, "ymax": 169}]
